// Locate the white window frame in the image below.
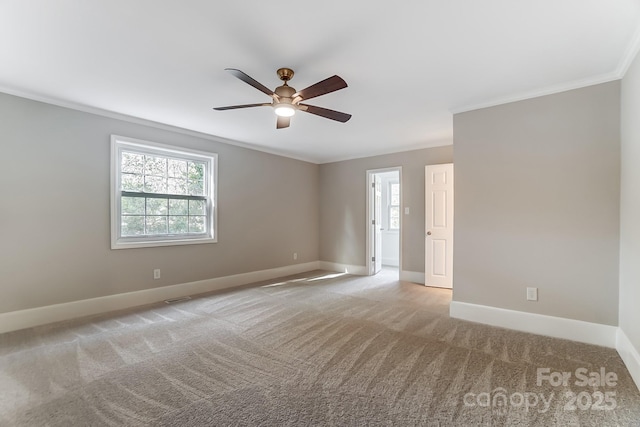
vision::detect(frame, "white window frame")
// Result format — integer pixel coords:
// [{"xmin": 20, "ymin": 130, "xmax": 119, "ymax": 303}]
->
[
  {"xmin": 110, "ymin": 135, "xmax": 217, "ymax": 249},
  {"xmin": 388, "ymin": 181, "xmax": 400, "ymax": 231}
]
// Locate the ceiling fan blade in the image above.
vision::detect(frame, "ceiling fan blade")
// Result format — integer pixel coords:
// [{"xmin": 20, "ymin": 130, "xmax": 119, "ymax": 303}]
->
[
  {"xmin": 276, "ymin": 116, "xmax": 290, "ymax": 129},
  {"xmin": 294, "ymin": 75, "xmax": 347, "ymax": 101},
  {"xmin": 299, "ymin": 104, "xmax": 351, "ymax": 123},
  {"xmin": 225, "ymin": 68, "xmax": 276, "ymax": 98},
  {"xmin": 213, "ymin": 103, "xmax": 270, "ymax": 111}
]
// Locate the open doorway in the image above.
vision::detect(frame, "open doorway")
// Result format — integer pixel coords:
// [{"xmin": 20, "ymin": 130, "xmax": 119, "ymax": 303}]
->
[{"xmin": 366, "ymin": 168, "xmax": 401, "ymax": 278}]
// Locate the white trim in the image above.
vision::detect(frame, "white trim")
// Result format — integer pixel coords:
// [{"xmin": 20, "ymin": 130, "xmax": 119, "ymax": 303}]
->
[
  {"xmin": 0, "ymin": 261, "xmax": 320, "ymax": 334},
  {"xmin": 318, "ymin": 140, "xmax": 453, "ymax": 164},
  {"xmin": 0, "ymin": 87, "xmax": 453, "ymax": 165},
  {"xmin": 399, "ymin": 270, "xmax": 425, "ymax": 284},
  {"xmin": 319, "ymin": 261, "xmax": 368, "ymax": 276},
  {"xmin": 450, "ymin": 72, "xmax": 620, "ymax": 115},
  {"xmin": 366, "ymin": 167, "xmax": 403, "ymax": 277},
  {"xmin": 616, "ymin": 328, "xmax": 640, "ymax": 392},
  {"xmin": 449, "ymin": 301, "xmax": 617, "ymax": 348},
  {"xmin": 616, "ymin": 18, "xmax": 640, "ymax": 78},
  {"xmin": 110, "ymin": 135, "xmax": 218, "ymax": 249},
  {"xmin": 0, "ymin": 87, "xmax": 317, "ymax": 164}
]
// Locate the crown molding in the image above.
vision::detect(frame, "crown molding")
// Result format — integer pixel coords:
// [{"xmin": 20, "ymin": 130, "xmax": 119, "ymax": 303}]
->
[
  {"xmin": 615, "ymin": 17, "xmax": 640, "ymax": 78},
  {"xmin": 452, "ymin": 19, "xmax": 640, "ymax": 116},
  {"xmin": 318, "ymin": 139, "xmax": 453, "ymax": 164},
  {"xmin": 450, "ymin": 72, "xmax": 621, "ymax": 115},
  {"xmin": 0, "ymin": 85, "xmax": 319, "ymax": 164}
]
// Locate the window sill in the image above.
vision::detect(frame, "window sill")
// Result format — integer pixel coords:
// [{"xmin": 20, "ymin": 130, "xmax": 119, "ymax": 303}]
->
[{"xmin": 111, "ymin": 236, "xmax": 217, "ymax": 250}]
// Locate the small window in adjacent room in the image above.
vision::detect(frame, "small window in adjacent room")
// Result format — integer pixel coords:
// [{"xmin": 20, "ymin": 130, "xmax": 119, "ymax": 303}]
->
[
  {"xmin": 110, "ymin": 135, "xmax": 217, "ymax": 249},
  {"xmin": 388, "ymin": 181, "xmax": 400, "ymax": 230}
]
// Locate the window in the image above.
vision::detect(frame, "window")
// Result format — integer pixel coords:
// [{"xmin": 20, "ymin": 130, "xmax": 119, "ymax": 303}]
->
[
  {"xmin": 110, "ymin": 135, "xmax": 217, "ymax": 249},
  {"xmin": 388, "ymin": 182, "xmax": 400, "ymax": 230}
]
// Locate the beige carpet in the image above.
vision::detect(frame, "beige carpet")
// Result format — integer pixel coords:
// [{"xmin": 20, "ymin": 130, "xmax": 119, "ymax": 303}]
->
[{"xmin": 1, "ymin": 269, "xmax": 639, "ymax": 426}]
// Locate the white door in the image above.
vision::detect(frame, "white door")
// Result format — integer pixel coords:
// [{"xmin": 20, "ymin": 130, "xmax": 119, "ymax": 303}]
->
[
  {"xmin": 425, "ymin": 164, "xmax": 454, "ymax": 288},
  {"xmin": 372, "ymin": 175, "xmax": 383, "ymax": 274}
]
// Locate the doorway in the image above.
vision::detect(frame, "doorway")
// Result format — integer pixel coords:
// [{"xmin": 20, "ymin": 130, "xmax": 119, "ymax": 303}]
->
[{"xmin": 366, "ymin": 168, "xmax": 401, "ymax": 277}]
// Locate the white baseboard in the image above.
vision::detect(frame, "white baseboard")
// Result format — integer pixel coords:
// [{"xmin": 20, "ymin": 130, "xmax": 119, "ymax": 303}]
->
[
  {"xmin": 319, "ymin": 261, "xmax": 368, "ymax": 276},
  {"xmin": 616, "ymin": 328, "xmax": 640, "ymax": 392},
  {"xmin": 449, "ymin": 301, "xmax": 617, "ymax": 348},
  {"xmin": 399, "ymin": 270, "xmax": 425, "ymax": 284},
  {"xmin": 0, "ymin": 261, "xmax": 321, "ymax": 334}
]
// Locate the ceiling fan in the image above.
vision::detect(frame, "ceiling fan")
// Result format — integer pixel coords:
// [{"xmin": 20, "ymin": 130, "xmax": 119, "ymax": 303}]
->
[{"xmin": 214, "ymin": 68, "xmax": 351, "ymax": 129}]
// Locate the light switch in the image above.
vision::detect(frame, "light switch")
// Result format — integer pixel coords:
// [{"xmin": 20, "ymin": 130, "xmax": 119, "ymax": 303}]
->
[{"xmin": 404, "ymin": 207, "xmax": 410, "ymax": 215}]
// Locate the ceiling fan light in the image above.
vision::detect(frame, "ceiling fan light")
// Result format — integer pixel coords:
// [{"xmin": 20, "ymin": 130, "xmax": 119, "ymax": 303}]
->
[{"xmin": 274, "ymin": 104, "xmax": 296, "ymax": 117}]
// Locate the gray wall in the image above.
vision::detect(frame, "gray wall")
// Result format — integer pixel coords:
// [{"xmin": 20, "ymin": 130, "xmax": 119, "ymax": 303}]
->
[
  {"xmin": 620, "ymin": 53, "xmax": 640, "ymax": 348},
  {"xmin": 319, "ymin": 146, "xmax": 453, "ymax": 272},
  {"xmin": 453, "ymin": 81, "xmax": 620, "ymax": 325},
  {"xmin": 0, "ymin": 92, "xmax": 319, "ymax": 313}
]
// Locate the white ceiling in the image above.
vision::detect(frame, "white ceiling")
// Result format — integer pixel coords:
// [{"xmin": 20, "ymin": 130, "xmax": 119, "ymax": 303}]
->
[{"xmin": 1, "ymin": 1, "xmax": 639, "ymax": 163}]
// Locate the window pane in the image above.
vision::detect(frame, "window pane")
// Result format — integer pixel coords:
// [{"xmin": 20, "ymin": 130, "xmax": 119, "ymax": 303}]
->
[
  {"xmin": 121, "ymin": 215, "xmax": 145, "ymax": 236},
  {"xmin": 189, "ymin": 216, "xmax": 205, "ymax": 233},
  {"xmin": 121, "ymin": 152, "xmax": 144, "ymax": 173},
  {"xmin": 169, "ymin": 199, "xmax": 188, "ymax": 215},
  {"xmin": 168, "ymin": 216, "xmax": 188, "ymax": 234},
  {"xmin": 189, "ymin": 199, "xmax": 206, "ymax": 215},
  {"xmin": 121, "ymin": 196, "xmax": 145, "ymax": 215},
  {"xmin": 188, "ymin": 180, "xmax": 204, "ymax": 196},
  {"xmin": 112, "ymin": 137, "xmax": 217, "ymax": 247},
  {"xmin": 188, "ymin": 162, "xmax": 204, "ymax": 181},
  {"xmin": 145, "ymin": 156, "xmax": 167, "ymax": 177},
  {"xmin": 145, "ymin": 176, "xmax": 167, "ymax": 194},
  {"xmin": 168, "ymin": 178, "xmax": 187, "ymax": 195},
  {"xmin": 147, "ymin": 198, "xmax": 168, "ymax": 216},
  {"xmin": 121, "ymin": 173, "xmax": 143, "ymax": 192},
  {"xmin": 391, "ymin": 183, "xmax": 400, "ymax": 206},
  {"xmin": 146, "ymin": 216, "xmax": 168, "ymax": 234},
  {"xmin": 168, "ymin": 159, "xmax": 188, "ymax": 179},
  {"xmin": 390, "ymin": 206, "xmax": 400, "ymax": 229}
]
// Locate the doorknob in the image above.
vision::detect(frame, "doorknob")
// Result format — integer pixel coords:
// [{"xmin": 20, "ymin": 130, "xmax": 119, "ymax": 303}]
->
[{"xmin": 426, "ymin": 231, "xmax": 432, "ymax": 236}]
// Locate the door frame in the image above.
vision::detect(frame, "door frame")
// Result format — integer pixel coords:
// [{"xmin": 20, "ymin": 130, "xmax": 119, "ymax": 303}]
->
[{"xmin": 366, "ymin": 167, "xmax": 402, "ymax": 276}]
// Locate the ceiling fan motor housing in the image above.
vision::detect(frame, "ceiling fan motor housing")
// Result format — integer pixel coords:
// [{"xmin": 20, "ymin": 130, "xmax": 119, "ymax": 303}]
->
[
  {"xmin": 275, "ymin": 84, "xmax": 296, "ymax": 100},
  {"xmin": 274, "ymin": 75, "xmax": 297, "ymax": 116},
  {"xmin": 274, "ymin": 84, "xmax": 297, "ymax": 116},
  {"xmin": 214, "ymin": 67, "xmax": 351, "ymax": 128}
]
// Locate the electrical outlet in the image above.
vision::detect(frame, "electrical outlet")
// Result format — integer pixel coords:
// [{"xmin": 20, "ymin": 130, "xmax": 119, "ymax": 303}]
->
[
  {"xmin": 526, "ymin": 287, "xmax": 538, "ymax": 301},
  {"xmin": 153, "ymin": 269, "xmax": 161, "ymax": 280},
  {"xmin": 293, "ymin": 252, "xmax": 298, "ymax": 260}
]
